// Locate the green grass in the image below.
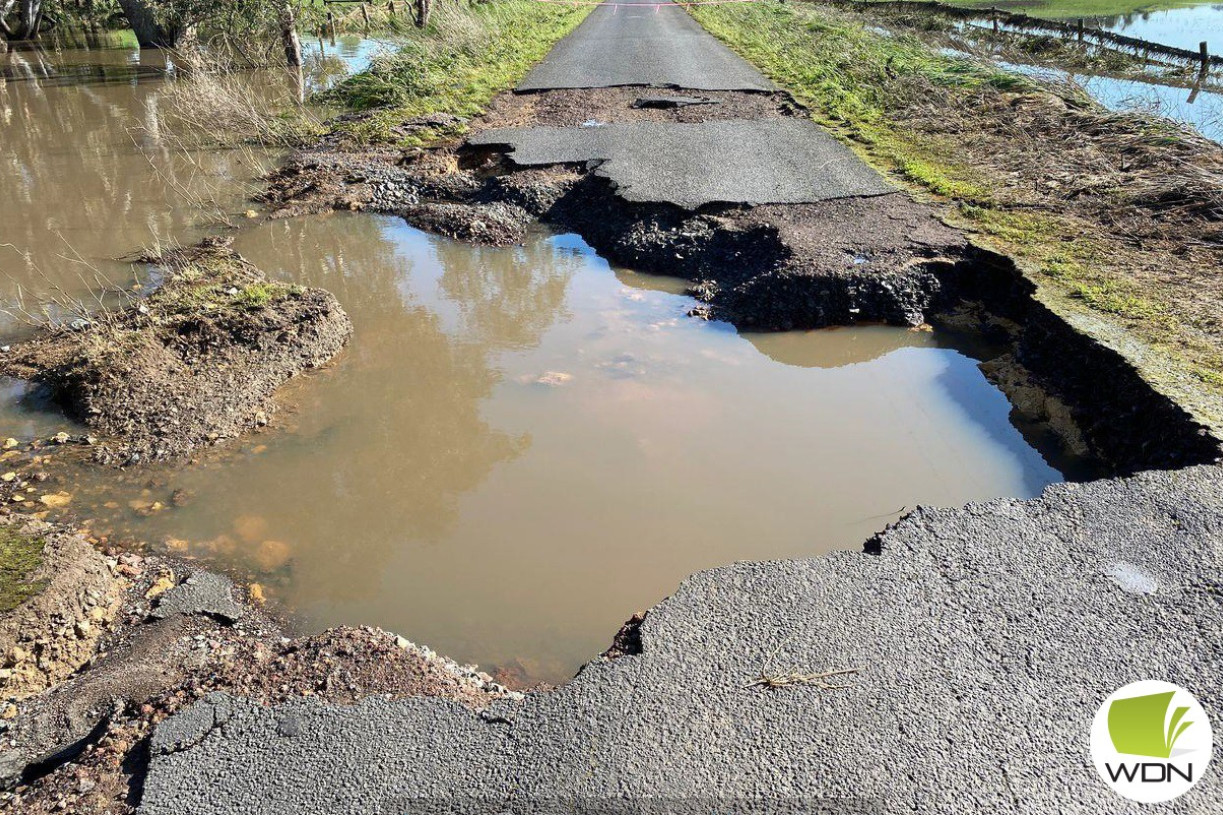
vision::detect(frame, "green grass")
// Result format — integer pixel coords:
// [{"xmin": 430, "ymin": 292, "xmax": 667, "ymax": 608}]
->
[
  {"xmin": 233, "ymin": 282, "xmax": 290, "ymax": 310},
  {"xmin": 690, "ymin": 2, "xmax": 1024, "ymax": 201},
  {"xmin": 951, "ymin": 204, "xmax": 1164, "ymax": 320},
  {"xmin": 154, "ymin": 257, "xmax": 299, "ymax": 316},
  {"xmin": 322, "ymin": 0, "xmax": 590, "ymax": 144},
  {"xmin": 0, "ymin": 527, "xmax": 47, "ymax": 613}
]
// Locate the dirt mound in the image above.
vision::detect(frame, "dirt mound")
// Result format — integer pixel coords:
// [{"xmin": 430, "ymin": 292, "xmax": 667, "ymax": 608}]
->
[
  {"xmin": 0, "ymin": 239, "xmax": 353, "ymax": 465},
  {"xmin": 400, "ymin": 200, "xmax": 533, "ymax": 245},
  {"xmin": 0, "ymin": 517, "xmax": 126, "ymax": 701}
]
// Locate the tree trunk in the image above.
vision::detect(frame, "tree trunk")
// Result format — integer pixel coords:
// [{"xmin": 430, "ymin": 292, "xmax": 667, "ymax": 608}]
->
[
  {"xmin": 115, "ymin": 0, "xmax": 185, "ymax": 48},
  {"xmin": 278, "ymin": 0, "xmax": 301, "ymax": 67},
  {"xmin": 414, "ymin": 0, "xmax": 430, "ymax": 28},
  {"xmin": 0, "ymin": 0, "xmax": 15, "ymax": 39},
  {"xmin": 3, "ymin": 0, "xmax": 42, "ymax": 40}
]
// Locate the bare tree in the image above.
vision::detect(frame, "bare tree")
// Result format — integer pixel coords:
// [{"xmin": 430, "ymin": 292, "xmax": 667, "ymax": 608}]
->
[
  {"xmin": 112, "ymin": 0, "xmax": 302, "ymax": 64},
  {"xmin": 0, "ymin": 0, "xmax": 14, "ymax": 40}
]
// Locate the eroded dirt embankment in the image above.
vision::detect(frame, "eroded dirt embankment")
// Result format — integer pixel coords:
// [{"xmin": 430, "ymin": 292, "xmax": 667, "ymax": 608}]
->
[
  {"xmin": 0, "ymin": 239, "xmax": 352, "ymax": 466},
  {"xmin": 0, "ymin": 515, "xmax": 516, "ymax": 813},
  {"xmin": 259, "ymin": 85, "xmax": 1221, "ymax": 475}
]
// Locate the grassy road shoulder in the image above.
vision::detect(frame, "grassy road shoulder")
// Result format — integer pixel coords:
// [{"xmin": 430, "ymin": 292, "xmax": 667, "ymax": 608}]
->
[
  {"xmin": 321, "ymin": 0, "xmax": 591, "ymax": 144},
  {"xmin": 692, "ymin": 0, "xmax": 1223, "ymax": 430}
]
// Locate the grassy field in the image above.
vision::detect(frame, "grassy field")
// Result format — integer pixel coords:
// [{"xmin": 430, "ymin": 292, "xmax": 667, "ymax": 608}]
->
[
  {"xmin": 323, "ymin": 0, "xmax": 590, "ymax": 144},
  {"xmin": 690, "ymin": 1, "xmax": 1223, "ymax": 404}
]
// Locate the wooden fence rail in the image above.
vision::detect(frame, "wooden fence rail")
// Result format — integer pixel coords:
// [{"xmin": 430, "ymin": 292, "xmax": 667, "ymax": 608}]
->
[{"xmin": 821, "ymin": 0, "xmax": 1221, "ymax": 69}]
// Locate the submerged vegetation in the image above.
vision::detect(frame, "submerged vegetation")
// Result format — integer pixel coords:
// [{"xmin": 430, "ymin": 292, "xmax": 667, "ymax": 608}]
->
[{"xmin": 692, "ymin": 1, "xmax": 1223, "ymax": 403}]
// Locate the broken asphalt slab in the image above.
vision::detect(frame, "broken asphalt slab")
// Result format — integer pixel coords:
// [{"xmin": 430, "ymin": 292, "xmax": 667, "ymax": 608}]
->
[
  {"xmin": 469, "ymin": 120, "xmax": 895, "ymax": 208},
  {"xmin": 139, "ymin": 465, "xmax": 1223, "ymax": 813},
  {"xmin": 517, "ymin": 0, "xmax": 773, "ymax": 92},
  {"xmin": 151, "ymin": 573, "xmax": 244, "ymax": 624}
]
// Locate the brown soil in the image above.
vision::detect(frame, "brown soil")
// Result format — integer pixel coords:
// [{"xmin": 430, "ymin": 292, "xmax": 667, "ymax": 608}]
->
[
  {"xmin": 0, "ymin": 535, "xmax": 513, "ymax": 814},
  {"xmin": 979, "ymin": 352, "xmax": 1089, "ymax": 456},
  {"xmin": 0, "ymin": 239, "xmax": 353, "ymax": 465},
  {"xmin": 478, "ymin": 87, "xmax": 798, "ymax": 129},
  {"xmin": 602, "ymin": 611, "xmax": 646, "ymax": 660},
  {"xmin": 0, "ymin": 517, "xmax": 126, "ymax": 701}
]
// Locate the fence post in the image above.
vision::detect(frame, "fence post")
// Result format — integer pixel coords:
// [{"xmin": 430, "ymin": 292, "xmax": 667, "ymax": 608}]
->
[
  {"xmin": 360, "ymin": 2, "xmax": 371, "ymax": 31},
  {"xmin": 389, "ymin": 0, "xmax": 396, "ymax": 15},
  {"xmin": 991, "ymin": 6, "xmax": 998, "ymax": 33},
  {"xmin": 327, "ymin": 11, "xmax": 336, "ymax": 43},
  {"xmin": 1201, "ymin": 41, "xmax": 1210, "ymax": 77},
  {"xmin": 1076, "ymin": 18, "xmax": 1084, "ymax": 42}
]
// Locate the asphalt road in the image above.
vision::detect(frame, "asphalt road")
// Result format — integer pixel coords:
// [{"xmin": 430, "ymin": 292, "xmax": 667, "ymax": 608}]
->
[
  {"xmin": 469, "ymin": 120, "xmax": 894, "ymax": 208},
  {"xmin": 517, "ymin": 0, "xmax": 774, "ymax": 92},
  {"xmin": 140, "ymin": 466, "xmax": 1223, "ymax": 813}
]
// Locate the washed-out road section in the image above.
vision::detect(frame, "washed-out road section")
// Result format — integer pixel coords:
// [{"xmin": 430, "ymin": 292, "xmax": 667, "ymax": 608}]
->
[
  {"xmin": 138, "ymin": 0, "xmax": 1223, "ymax": 812},
  {"xmin": 140, "ymin": 467, "xmax": 1223, "ymax": 813}
]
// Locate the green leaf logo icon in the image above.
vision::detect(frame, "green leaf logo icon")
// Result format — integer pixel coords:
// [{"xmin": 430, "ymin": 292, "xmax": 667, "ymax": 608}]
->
[{"xmin": 1107, "ymin": 691, "xmax": 1194, "ymax": 758}]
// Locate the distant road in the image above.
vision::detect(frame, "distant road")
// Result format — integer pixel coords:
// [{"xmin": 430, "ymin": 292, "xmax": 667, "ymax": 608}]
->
[{"xmin": 518, "ymin": 0, "xmax": 775, "ymax": 91}]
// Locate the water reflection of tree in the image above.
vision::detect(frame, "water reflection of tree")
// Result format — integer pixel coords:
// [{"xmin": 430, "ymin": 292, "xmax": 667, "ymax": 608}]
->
[
  {"xmin": 0, "ymin": 42, "xmax": 277, "ymax": 309},
  {"xmin": 174, "ymin": 215, "xmax": 580, "ymax": 606},
  {"xmin": 435, "ymin": 238, "xmax": 573, "ymax": 351}
]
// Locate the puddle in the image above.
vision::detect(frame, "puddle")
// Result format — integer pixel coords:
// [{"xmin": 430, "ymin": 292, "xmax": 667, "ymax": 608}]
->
[
  {"xmin": 939, "ymin": 1, "xmax": 1223, "ymax": 143},
  {"xmin": 997, "ymin": 59, "xmax": 1223, "ymax": 144},
  {"xmin": 961, "ymin": 0, "xmax": 1222, "ymax": 45},
  {"xmin": 1081, "ymin": 4, "xmax": 1223, "ymax": 53},
  {"xmin": 4, "ymin": 214, "xmax": 1080, "ymax": 683}
]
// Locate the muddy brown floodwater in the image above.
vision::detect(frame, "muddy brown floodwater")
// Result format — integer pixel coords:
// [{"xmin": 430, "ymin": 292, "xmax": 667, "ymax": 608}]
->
[
  {"xmin": 0, "ymin": 32, "xmax": 383, "ymax": 330},
  {"xmin": 16, "ymin": 213, "xmax": 1077, "ymax": 683},
  {"xmin": 1, "ymin": 38, "xmax": 1080, "ymax": 685}
]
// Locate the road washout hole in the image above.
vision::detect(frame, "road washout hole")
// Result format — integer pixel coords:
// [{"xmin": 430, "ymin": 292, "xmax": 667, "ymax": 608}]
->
[{"xmin": 0, "ymin": 213, "xmax": 1095, "ymax": 685}]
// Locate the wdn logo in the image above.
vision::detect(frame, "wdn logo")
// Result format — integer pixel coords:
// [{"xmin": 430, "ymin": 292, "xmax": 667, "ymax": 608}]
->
[{"xmin": 1091, "ymin": 681, "xmax": 1214, "ymax": 803}]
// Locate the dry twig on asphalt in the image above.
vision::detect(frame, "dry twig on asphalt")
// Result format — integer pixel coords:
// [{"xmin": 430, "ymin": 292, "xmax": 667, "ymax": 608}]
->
[{"xmin": 744, "ymin": 667, "xmax": 860, "ymax": 690}]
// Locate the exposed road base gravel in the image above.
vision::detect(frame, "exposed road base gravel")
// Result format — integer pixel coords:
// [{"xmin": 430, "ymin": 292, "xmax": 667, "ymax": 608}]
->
[{"xmin": 0, "ymin": 530, "xmax": 513, "ymax": 814}]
